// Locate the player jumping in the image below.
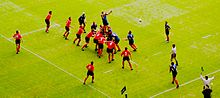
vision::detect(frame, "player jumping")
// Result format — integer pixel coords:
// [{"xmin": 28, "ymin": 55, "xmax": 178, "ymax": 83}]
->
[
  {"xmin": 165, "ymin": 21, "xmax": 171, "ymax": 42},
  {"xmin": 81, "ymin": 30, "xmax": 95, "ymax": 51},
  {"xmin": 83, "ymin": 61, "xmax": 95, "ymax": 84},
  {"xmin": 101, "ymin": 10, "xmax": 112, "ymax": 33},
  {"xmin": 63, "ymin": 17, "xmax": 72, "ymax": 40},
  {"xmin": 45, "ymin": 11, "xmax": 52, "ymax": 33},
  {"xmin": 169, "ymin": 61, "xmax": 179, "ymax": 88},
  {"xmin": 73, "ymin": 25, "xmax": 84, "ymax": 46},
  {"xmin": 13, "ymin": 30, "xmax": 22, "ymax": 54},
  {"xmin": 127, "ymin": 31, "xmax": 137, "ymax": 51},
  {"xmin": 121, "ymin": 47, "xmax": 133, "ymax": 70}
]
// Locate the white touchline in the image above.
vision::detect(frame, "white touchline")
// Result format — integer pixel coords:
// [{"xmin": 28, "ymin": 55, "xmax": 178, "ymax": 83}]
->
[
  {"xmin": 104, "ymin": 70, "xmax": 113, "ymax": 74},
  {"xmin": 130, "ymin": 60, "xmax": 139, "ymax": 66},
  {"xmin": 8, "ymin": 23, "xmax": 60, "ymax": 39},
  {"xmin": 0, "ymin": 34, "xmax": 110, "ymax": 98},
  {"xmin": 150, "ymin": 69, "xmax": 220, "ymax": 98}
]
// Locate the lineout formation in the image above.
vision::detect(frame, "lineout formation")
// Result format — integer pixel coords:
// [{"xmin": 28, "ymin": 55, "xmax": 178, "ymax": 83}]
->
[{"xmin": 11, "ymin": 10, "xmax": 215, "ymax": 97}]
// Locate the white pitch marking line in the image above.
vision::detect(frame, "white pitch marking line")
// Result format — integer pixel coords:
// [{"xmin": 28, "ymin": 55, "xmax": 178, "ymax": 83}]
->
[
  {"xmin": 202, "ymin": 34, "xmax": 212, "ymax": 39},
  {"xmin": 150, "ymin": 69, "xmax": 220, "ymax": 98},
  {"xmin": 130, "ymin": 60, "xmax": 139, "ymax": 66},
  {"xmin": 0, "ymin": 34, "xmax": 110, "ymax": 98},
  {"xmin": 152, "ymin": 51, "xmax": 162, "ymax": 56},
  {"xmin": 8, "ymin": 23, "xmax": 60, "ymax": 39},
  {"xmin": 104, "ymin": 70, "xmax": 113, "ymax": 74}
]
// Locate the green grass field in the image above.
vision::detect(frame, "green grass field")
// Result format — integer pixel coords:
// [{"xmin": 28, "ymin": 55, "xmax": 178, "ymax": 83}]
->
[{"xmin": 1, "ymin": 0, "xmax": 220, "ymax": 97}]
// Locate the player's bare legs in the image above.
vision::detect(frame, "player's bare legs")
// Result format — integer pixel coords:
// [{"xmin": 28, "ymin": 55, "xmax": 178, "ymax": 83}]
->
[
  {"xmin": 83, "ymin": 75, "xmax": 89, "ymax": 84},
  {"xmin": 128, "ymin": 61, "xmax": 133, "ymax": 70},
  {"xmin": 122, "ymin": 61, "xmax": 125, "ymax": 69},
  {"xmin": 92, "ymin": 75, "xmax": 94, "ymax": 83}
]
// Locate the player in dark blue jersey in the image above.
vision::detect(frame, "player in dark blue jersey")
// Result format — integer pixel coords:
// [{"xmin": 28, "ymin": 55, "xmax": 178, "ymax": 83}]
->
[
  {"xmin": 111, "ymin": 32, "xmax": 121, "ymax": 52},
  {"xmin": 127, "ymin": 31, "xmax": 137, "ymax": 51},
  {"xmin": 169, "ymin": 61, "xmax": 179, "ymax": 88},
  {"xmin": 101, "ymin": 10, "xmax": 112, "ymax": 33},
  {"xmin": 91, "ymin": 22, "xmax": 97, "ymax": 31},
  {"xmin": 78, "ymin": 12, "xmax": 86, "ymax": 33},
  {"xmin": 165, "ymin": 21, "xmax": 171, "ymax": 42}
]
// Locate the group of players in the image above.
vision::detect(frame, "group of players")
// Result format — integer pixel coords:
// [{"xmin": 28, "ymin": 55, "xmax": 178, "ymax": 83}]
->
[
  {"xmin": 12, "ymin": 10, "xmax": 214, "ymax": 97},
  {"xmin": 13, "ymin": 10, "xmax": 138, "ymax": 84}
]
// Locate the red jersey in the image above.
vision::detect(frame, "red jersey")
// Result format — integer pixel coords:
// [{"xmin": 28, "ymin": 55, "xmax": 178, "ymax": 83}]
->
[
  {"xmin": 45, "ymin": 14, "xmax": 51, "ymax": 20},
  {"xmin": 121, "ymin": 50, "xmax": 131, "ymax": 57},
  {"xmin": 13, "ymin": 33, "xmax": 22, "ymax": 40},
  {"xmin": 98, "ymin": 37, "xmax": 106, "ymax": 44},
  {"xmin": 86, "ymin": 64, "xmax": 94, "ymax": 72},
  {"xmin": 66, "ymin": 19, "xmax": 71, "ymax": 27},
  {"xmin": 107, "ymin": 41, "xmax": 115, "ymax": 49},
  {"xmin": 86, "ymin": 31, "xmax": 94, "ymax": 38},
  {"xmin": 94, "ymin": 32, "xmax": 102, "ymax": 40},
  {"xmin": 77, "ymin": 27, "xmax": 84, "ymax": 35}
]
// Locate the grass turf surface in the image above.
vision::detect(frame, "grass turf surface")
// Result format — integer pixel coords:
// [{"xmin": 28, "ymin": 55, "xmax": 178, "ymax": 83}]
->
[{"xmin": 0, "ymin": 0, "xmax": 220, "ymax": 97}]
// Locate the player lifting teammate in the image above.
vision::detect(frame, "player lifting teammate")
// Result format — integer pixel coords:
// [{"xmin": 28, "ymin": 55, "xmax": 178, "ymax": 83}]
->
[
  {"xmin": 83, "ymin": 61, "xmax": 95, "ymax": 84},
  {"xmin": 110, "ymin": 31, "xmax": 121, "ymax": 52},
  {"xmin": 169, "ymin": 61, "xmax": 179, "ymax": 88},
  {"xmin": 121, "ymin": 47, "xmax": 133, "ymax": 70},
  {"xmin": 165, "ymin": 21, "xmax": 171, "ymax": 42},
  {"xmin": 63, "ymin": 17, "xmax": 72, "ymax": 40},
  {"xmin": 45, "ymin": 11, "xmax": 52, "ymax": 33},
  {"xmin": 13, "ymin": 30, "xmax": 22, "ymax": 54}
]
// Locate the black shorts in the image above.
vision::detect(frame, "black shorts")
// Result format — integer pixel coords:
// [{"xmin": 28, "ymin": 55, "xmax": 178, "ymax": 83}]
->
[
  {"xmin": 93, "ymin": 39, "xmax": 98, "ymax": 44},
  {"xmin": 98, "ymin": 43, "xmax": 104, "ymax": 49},
  {"xmin": 115, "ymin": 39, "xmax": 120, "ymax": 44},
  {"xmin": 107, "ymin": 48, "xmax": 113, "ymax": 53},
  {"xmin": 166, "ymin": 31, "xmax": 169, "ymax": 35},
  {"xmin": 172, "ymin": 72, "xmax": 177, "ymax": 78},
  {"xmin": 87, "ymin": 71, "xmax": 94, "ymax": 76},
  {"xmin": 65, "ymin": 26, "xmax": 70, "ymax": 32},
  {"xmin": 45, "ymin": 19, "xmax": 50, "ymax": 26},
  {"xmin": 79, "ymin": 21, "xmax": 86, "ymax": 26},
  {"xmin": 129, "ymin": 40, "xmax": 134, "ymax": 45},
  {"xmin": 76, "ymin": 34, "xmax": 81, "ymax": 39},
  {"xmin": 15, "ymin": 39, "xmax": 20, "ymax": 45},
  {"xmin": 85, "ymin": 37, "xmax": 90, "ymax": 43},
  {"xmin": 123, "ymin": 56, "xmax": 130, "ymax": 61},
  {"xmin": 171, "ymin": 53, "xmax": 176, "ymax": 58},
  {"xmin": 102, "ymin": 19, "xmax": 109, "ymax": 26}
]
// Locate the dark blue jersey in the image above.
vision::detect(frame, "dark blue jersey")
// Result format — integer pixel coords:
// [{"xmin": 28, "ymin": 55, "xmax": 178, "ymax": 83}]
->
[
  {"xmin": 112, "ymin": 33, "xmax": 120, "ymax": 41},
  {"xmin": 127, "ymin": 34, "xmax": 134, "ymax": 41}
]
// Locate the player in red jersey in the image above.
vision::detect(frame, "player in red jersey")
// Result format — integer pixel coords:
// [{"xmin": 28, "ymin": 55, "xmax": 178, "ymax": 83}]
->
[
  {"xmin": 13, "ymin": 30, "xmax": 22, "ymax": 54},
  {"xmin": 81, "ymin": 30, "xmax": 95, "ymax": 51},
  {"xmin": 73, "ymin": 25, "xmax": 84, "ymax": 46},
  {"xmin": 63, "ymin": 17, "xmax": 72, "ymax": 40},
  {"xmin": 93, "ymin": 30, "xmax": 103, "ymax": 51},
  {"xmin": 106, "ymin": 37, "xmax": 116, "ymax": 63},
  {"xmin": 97, "ymin": 36, "xmax": 106, "ymax": 58},
  {"xmin": 83, "ymin": 61, "xmax": 95, "ymax": 84},
  {"xmin": 121, "ymin": 47, "xmax": 133, "ymax": 70},
  {"xmin": 45, "ymin": 11, "xmax": 52, "ymax": 33}
]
